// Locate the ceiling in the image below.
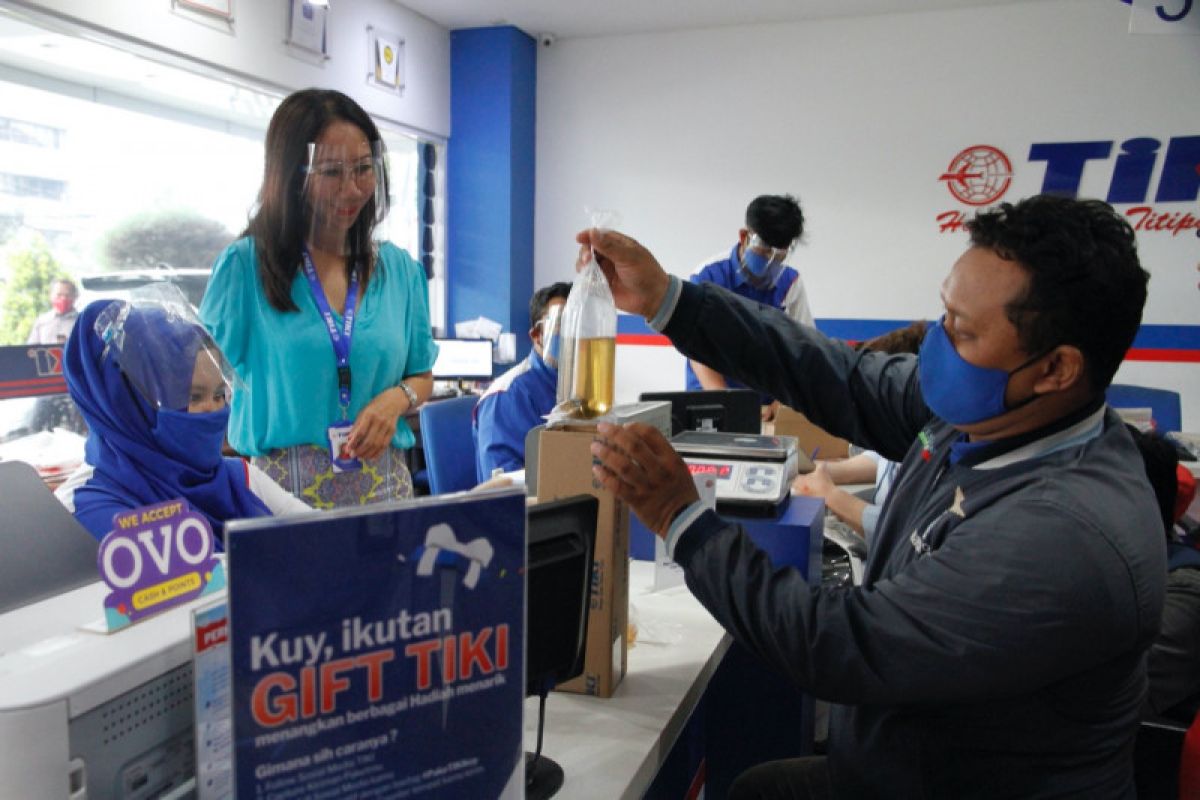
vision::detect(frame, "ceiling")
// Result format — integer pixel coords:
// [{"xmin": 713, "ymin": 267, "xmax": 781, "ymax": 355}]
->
[
  {"xmin": 396, "ymin": 0, "xmax": 1041, "ymax": 41},
  {"xmin": 0, "ymin": 14, "xmax": 278, "ymax": 130}
]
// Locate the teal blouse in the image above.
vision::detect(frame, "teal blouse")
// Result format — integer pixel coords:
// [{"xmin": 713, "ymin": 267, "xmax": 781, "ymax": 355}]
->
[{"xmin": 200, "ymin": 237, "xmax": 438, "ymax": 456}]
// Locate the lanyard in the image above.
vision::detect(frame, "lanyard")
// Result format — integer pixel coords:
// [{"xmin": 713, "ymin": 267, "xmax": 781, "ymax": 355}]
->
[{"xmin": 301, "ymin": 247, "xmax": 360, "ymax": 418}]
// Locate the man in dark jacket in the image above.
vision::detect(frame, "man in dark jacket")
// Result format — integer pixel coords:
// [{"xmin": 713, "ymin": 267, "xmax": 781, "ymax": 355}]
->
[{"xmin": 582, "ymin": 195, "xmax": 1165, "ymax": 799}]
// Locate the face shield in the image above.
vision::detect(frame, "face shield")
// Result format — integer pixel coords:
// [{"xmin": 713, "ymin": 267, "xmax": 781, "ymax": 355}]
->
[
  {"xmin": 538, "ymin": 303, "xmax": 564, "ymax": 369},
  {"xmin": 740, "ymin": 232, "xmax": 795, "ymax": 289},
  {"xmin": 302, "ymin": 140, "xmax": 388, "ymax": 254},
  {"xmin": 93, "ymin": 283, "xmax": 239, "ymax": 414}
]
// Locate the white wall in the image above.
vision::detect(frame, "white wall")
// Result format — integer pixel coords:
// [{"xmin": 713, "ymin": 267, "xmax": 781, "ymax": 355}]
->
[
  {"xmin": 7, "ymin": 0, "xmax": 450, "ymax": 137},
  {"xmin": 535, "ymin": 0, "xmax": 1200, "ymax": 428}
]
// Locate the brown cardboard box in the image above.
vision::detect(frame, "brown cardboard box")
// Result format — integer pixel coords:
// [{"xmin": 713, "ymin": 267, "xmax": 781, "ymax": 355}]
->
[
  {"xmin": 773, "ymin": 406, "xmax": 850, "ymax": 459},
  {"xmin": 535, "ymin": 426, "xmax": 629, "ymax": 697},
  {"xmin": 531, "ymin": 402, "xmax": 670, "ymax": 697}
]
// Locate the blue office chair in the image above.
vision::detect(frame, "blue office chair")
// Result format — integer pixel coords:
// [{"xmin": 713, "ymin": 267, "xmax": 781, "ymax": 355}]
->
[
  {"xmin": 418, "ymin": 394, "xmax": 479, "ymax": 494},
  {"xmin": 1105, "ymin": 383, "xmax": 1183, "ymax": 433}
]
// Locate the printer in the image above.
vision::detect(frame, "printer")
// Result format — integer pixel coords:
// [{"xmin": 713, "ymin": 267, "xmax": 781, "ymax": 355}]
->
[
  {"xmin": 0, "ymin": 462, "xmax": 204, "ymax": 799},
  {"xmin": 0, "ymin": 582, "xmax": 207, "ymax": 799}
]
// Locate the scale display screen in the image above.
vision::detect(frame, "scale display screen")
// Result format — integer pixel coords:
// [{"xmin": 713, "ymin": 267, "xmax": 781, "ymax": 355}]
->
[
  {"xmin": 687, "ymin": 462, "xmax": 734, "ymax": 480},
  {"xmin": 671, "ymin": 430, "xmax": 803, "ymax": 516},
  {"xmin": 683, "ymin": 459, "xmax": 788, "ymax": 498}
]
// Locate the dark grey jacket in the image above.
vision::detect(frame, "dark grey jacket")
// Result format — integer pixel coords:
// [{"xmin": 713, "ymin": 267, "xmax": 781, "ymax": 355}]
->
[{"xmin": 664, "ymin": 280, "xmax": 1165, "ymax": 798}]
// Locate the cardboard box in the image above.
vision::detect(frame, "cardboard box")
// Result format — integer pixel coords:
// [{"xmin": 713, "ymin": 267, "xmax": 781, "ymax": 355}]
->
[
  {"xmin": 536, "ymin": 425, "xmax": 629, "ymax": 697},
  {"xmin": 531, "ymin": 403, "xmax": 668, "ymax": 697},
  {"xmin": 550, "ymin": 400, "xmax": 673, "ymax": 440},
  {"xmin": 525, "ymin": 401, "xmax": 671, "ymax": 496},
  {"xmin": 772, "ymin": 406, "xmax": 850, "ymax": 459}
]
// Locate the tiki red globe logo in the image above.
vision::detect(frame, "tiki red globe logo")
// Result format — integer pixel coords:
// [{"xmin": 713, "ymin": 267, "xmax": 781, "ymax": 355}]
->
[{"xmin": 939, "ymin": 145, "xmax": 1013, "ymax": 206}]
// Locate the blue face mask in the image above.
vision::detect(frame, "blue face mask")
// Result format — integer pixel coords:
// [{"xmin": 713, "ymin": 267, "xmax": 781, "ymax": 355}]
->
[
  {"xmin": 742, "ymin": 249, "xmax": 771, "ymax": 277},
  {"xmin": 740, "ymin": 251, "xmax": 787, "ymax": 290},
  {"xmin": 918, "ymin": 318, "xmax": 1045, "ymax": 425},
  {"xmin": 152, "ymin": 405, "xmax": 230, "ymax": 470},
  {"xmin": 740, "ymin": 232, "xmax": 792, "ymax": 289}
]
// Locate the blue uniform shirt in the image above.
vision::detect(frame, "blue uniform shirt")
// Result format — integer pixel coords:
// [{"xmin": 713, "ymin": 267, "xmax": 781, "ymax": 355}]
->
[
  {"xmin": 473, "ymin": 350, "xmax": 557, "ymax": 482},
  {"xmin": 685, "ymin": 243, "xmax": 810, "ymax": 403}
]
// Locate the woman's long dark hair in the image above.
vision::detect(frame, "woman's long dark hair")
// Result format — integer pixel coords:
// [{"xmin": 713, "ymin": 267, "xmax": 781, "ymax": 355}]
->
[{"xmin": 244, "ymin": 89, "xmax": 390, "ymax": 312}]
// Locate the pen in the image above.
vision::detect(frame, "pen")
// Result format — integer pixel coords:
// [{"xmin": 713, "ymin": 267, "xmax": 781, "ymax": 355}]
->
[{"xmin": 810, "ymin": 446, "xmax": 820, "ymax": 461}]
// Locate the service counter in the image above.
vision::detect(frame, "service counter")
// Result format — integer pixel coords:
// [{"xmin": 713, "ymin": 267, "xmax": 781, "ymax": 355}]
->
[
  {"xmin": 522, "ymin": 560, "xmax": 729, "ymax": 799},
  {"xmin": 528, "ymin": 495, "xmax": 824, "ymax": 799}
]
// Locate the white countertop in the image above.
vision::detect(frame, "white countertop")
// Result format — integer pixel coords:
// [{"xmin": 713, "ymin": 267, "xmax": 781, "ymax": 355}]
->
[
  {"xmin": 523, "ymin": 560, "xmax": 728, "ymax": 800},
  {"xmin": 4, "ymin": 558, "xmax": 730, "ymax": 798}
]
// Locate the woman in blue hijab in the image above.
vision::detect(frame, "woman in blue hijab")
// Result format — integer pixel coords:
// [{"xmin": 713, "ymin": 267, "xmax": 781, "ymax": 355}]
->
[{"xmin": 62, "ymin": 294, "xmax": 302, "ymax": 541}]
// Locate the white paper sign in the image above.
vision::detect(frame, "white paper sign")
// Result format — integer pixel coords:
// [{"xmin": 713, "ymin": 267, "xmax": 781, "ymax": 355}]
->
[
  {"xmin": 455, "ymin": 315, "xmax": 504, "ymax": 341},
  {"xmin": 192, "ymin": 601, "xmax": 231, "ymax": 800},
  {"xmin": 370, "ymin": 29, "xmax": 405, "ymax": 91},
  {"xmin": 375, "ymin": 36, "xmax": 400, "ymax": 84},
  {"xmin": 497, "ymin": 332, "xmax": 517, "ymax": 363},
  {"xmin": 288, "ymin": 0, "xmax": 327, "ymax": 54}
]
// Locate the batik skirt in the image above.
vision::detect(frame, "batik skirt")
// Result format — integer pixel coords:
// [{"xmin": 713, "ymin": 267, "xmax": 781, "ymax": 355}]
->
[{"xmin": 252, "ymin": 444, "xmax": 414, "ymax": 509}]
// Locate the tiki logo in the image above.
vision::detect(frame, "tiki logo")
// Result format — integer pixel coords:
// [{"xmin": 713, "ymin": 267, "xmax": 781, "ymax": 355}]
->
[{"xmin": 938, "ymin": 145, "xmax": 1013, "ymax": 206}]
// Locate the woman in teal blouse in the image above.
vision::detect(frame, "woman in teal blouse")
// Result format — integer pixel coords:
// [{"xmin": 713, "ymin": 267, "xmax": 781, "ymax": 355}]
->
[{"xmin": 200, "ymin": 89, "xmax": 437, "ymax": 508}]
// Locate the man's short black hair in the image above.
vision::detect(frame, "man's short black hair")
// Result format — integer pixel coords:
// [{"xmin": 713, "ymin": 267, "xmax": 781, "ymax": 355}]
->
[
  {"xmin": 745, "ymin": 195, "xmax": 804, "ymax": 250},
  {"xmin": 530, "ymin": 282, "xmax": 572, "ymax": 327},
  {"xmin": 966, "ymin": 195, "xmax": 1148, "ymax": 393}
]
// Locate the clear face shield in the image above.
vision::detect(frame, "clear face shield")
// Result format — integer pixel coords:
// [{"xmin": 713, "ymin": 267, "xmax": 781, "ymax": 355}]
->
[
  {"xmin": 740, "ymin": 231, "xmax": 795, "ymax": 289},
  {"xmin": 537, "ymin": 303, "xmax": 564, "ymax": 369},
  {"xmin": 302, "ymin": 139, "xmax": 388, "ymax": 254},
  {"xmin": 93, "ymin": 283, "xmax": 239, "ymax": 414}
]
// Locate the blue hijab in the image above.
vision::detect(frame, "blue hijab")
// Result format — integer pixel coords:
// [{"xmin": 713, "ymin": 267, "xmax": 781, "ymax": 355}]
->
[{"xmin": 64, "ymin": 300, "xmax": 270, "ymax": 541}]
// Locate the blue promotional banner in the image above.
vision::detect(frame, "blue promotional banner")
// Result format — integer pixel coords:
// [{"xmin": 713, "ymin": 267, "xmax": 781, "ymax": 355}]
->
[
  {"xmin": 0, "ymin": 343, "xmax": 67, "ymax": 399},
  {"xmin": 225, "ymin": 489, "xmax": 526, "ymax": 799}
]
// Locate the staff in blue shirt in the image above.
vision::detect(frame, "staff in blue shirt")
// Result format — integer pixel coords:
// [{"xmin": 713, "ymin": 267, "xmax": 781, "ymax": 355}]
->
[
  {"xmin": 687, "ymin": 194, "xmax": 811, "ymax": 421},
  {"xmin": 473, "ymin": 282, "xmax": 572, "ymax": 481}
]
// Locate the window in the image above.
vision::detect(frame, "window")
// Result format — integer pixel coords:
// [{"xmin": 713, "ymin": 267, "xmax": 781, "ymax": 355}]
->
[
  {"xmin": 0, "ymin": 11, "xmax": 441, "ymax": 338},
  {"xmin": 0, "ymin": 116, "xmax": 63, "ymax": 149},
  {"xmin": 0, "ymin": 10, "xmax": 444, "ymax": 479},
  {"xmin": 0, "ymin": 173, "xmax": 66, "ymax": 200}
]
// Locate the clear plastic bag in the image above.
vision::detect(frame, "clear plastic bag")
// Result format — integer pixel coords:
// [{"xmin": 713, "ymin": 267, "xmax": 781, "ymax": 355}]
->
[{"xmin": 550, "ymin": 209, "xmax": 619, "ymax": 423}]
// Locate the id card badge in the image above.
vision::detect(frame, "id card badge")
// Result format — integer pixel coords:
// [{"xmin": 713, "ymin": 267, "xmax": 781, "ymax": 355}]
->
[{"xmin": 327, "ymin": 421, "xmax": 362, "ymax": 473}]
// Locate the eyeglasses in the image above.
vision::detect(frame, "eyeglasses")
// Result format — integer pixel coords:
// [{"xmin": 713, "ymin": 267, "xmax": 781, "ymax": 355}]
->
[
  {"xmin": 746, "ymin": 232, "xmax": 795, "ymax": 266},
  {"xmin": 305, "ymin": 158, "xmax": 377, "ymax": 188}
]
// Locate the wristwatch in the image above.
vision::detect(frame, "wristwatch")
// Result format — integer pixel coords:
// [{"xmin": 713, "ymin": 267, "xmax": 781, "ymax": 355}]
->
[{"xmin": 398, "ymin": 380, "xmax": 420, "ymax": 410}]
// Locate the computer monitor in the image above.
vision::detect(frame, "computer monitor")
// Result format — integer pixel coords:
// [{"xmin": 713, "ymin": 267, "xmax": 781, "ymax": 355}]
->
[
  {"xmin": 526, "ymin": 494, "xmax": 596, "ymax": 695},
  {"xmin": 524, "ymin": 494, "xmax": 598, "ymax": 799},
  {"xmin": 0, "ymin": 461, "xmax": 99, "ymax": 616},
  {"xmin": 432, "ymin": 337, "xmax": 494, "ymax": 381},
  {"xmin": 639, "ymin": 389, "xmax": 761, "ymax": 436}
]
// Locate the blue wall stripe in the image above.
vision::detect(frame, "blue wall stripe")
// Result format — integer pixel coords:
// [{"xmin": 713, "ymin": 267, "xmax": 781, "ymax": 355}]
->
[{"xmin": 1130, "ymin": 325, "xmax": 1200, "ymax": 350}]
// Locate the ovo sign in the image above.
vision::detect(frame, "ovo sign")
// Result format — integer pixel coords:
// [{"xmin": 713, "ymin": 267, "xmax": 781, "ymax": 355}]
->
[{"xmin": 97, "ymin": 498, "xmax": 222, "ymax": 629}]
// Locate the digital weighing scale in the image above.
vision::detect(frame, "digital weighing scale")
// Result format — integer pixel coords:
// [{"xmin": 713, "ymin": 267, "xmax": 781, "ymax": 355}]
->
[{"xmin": 670, "ymin": 430, "xmax": 811, "ymax": 517}]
